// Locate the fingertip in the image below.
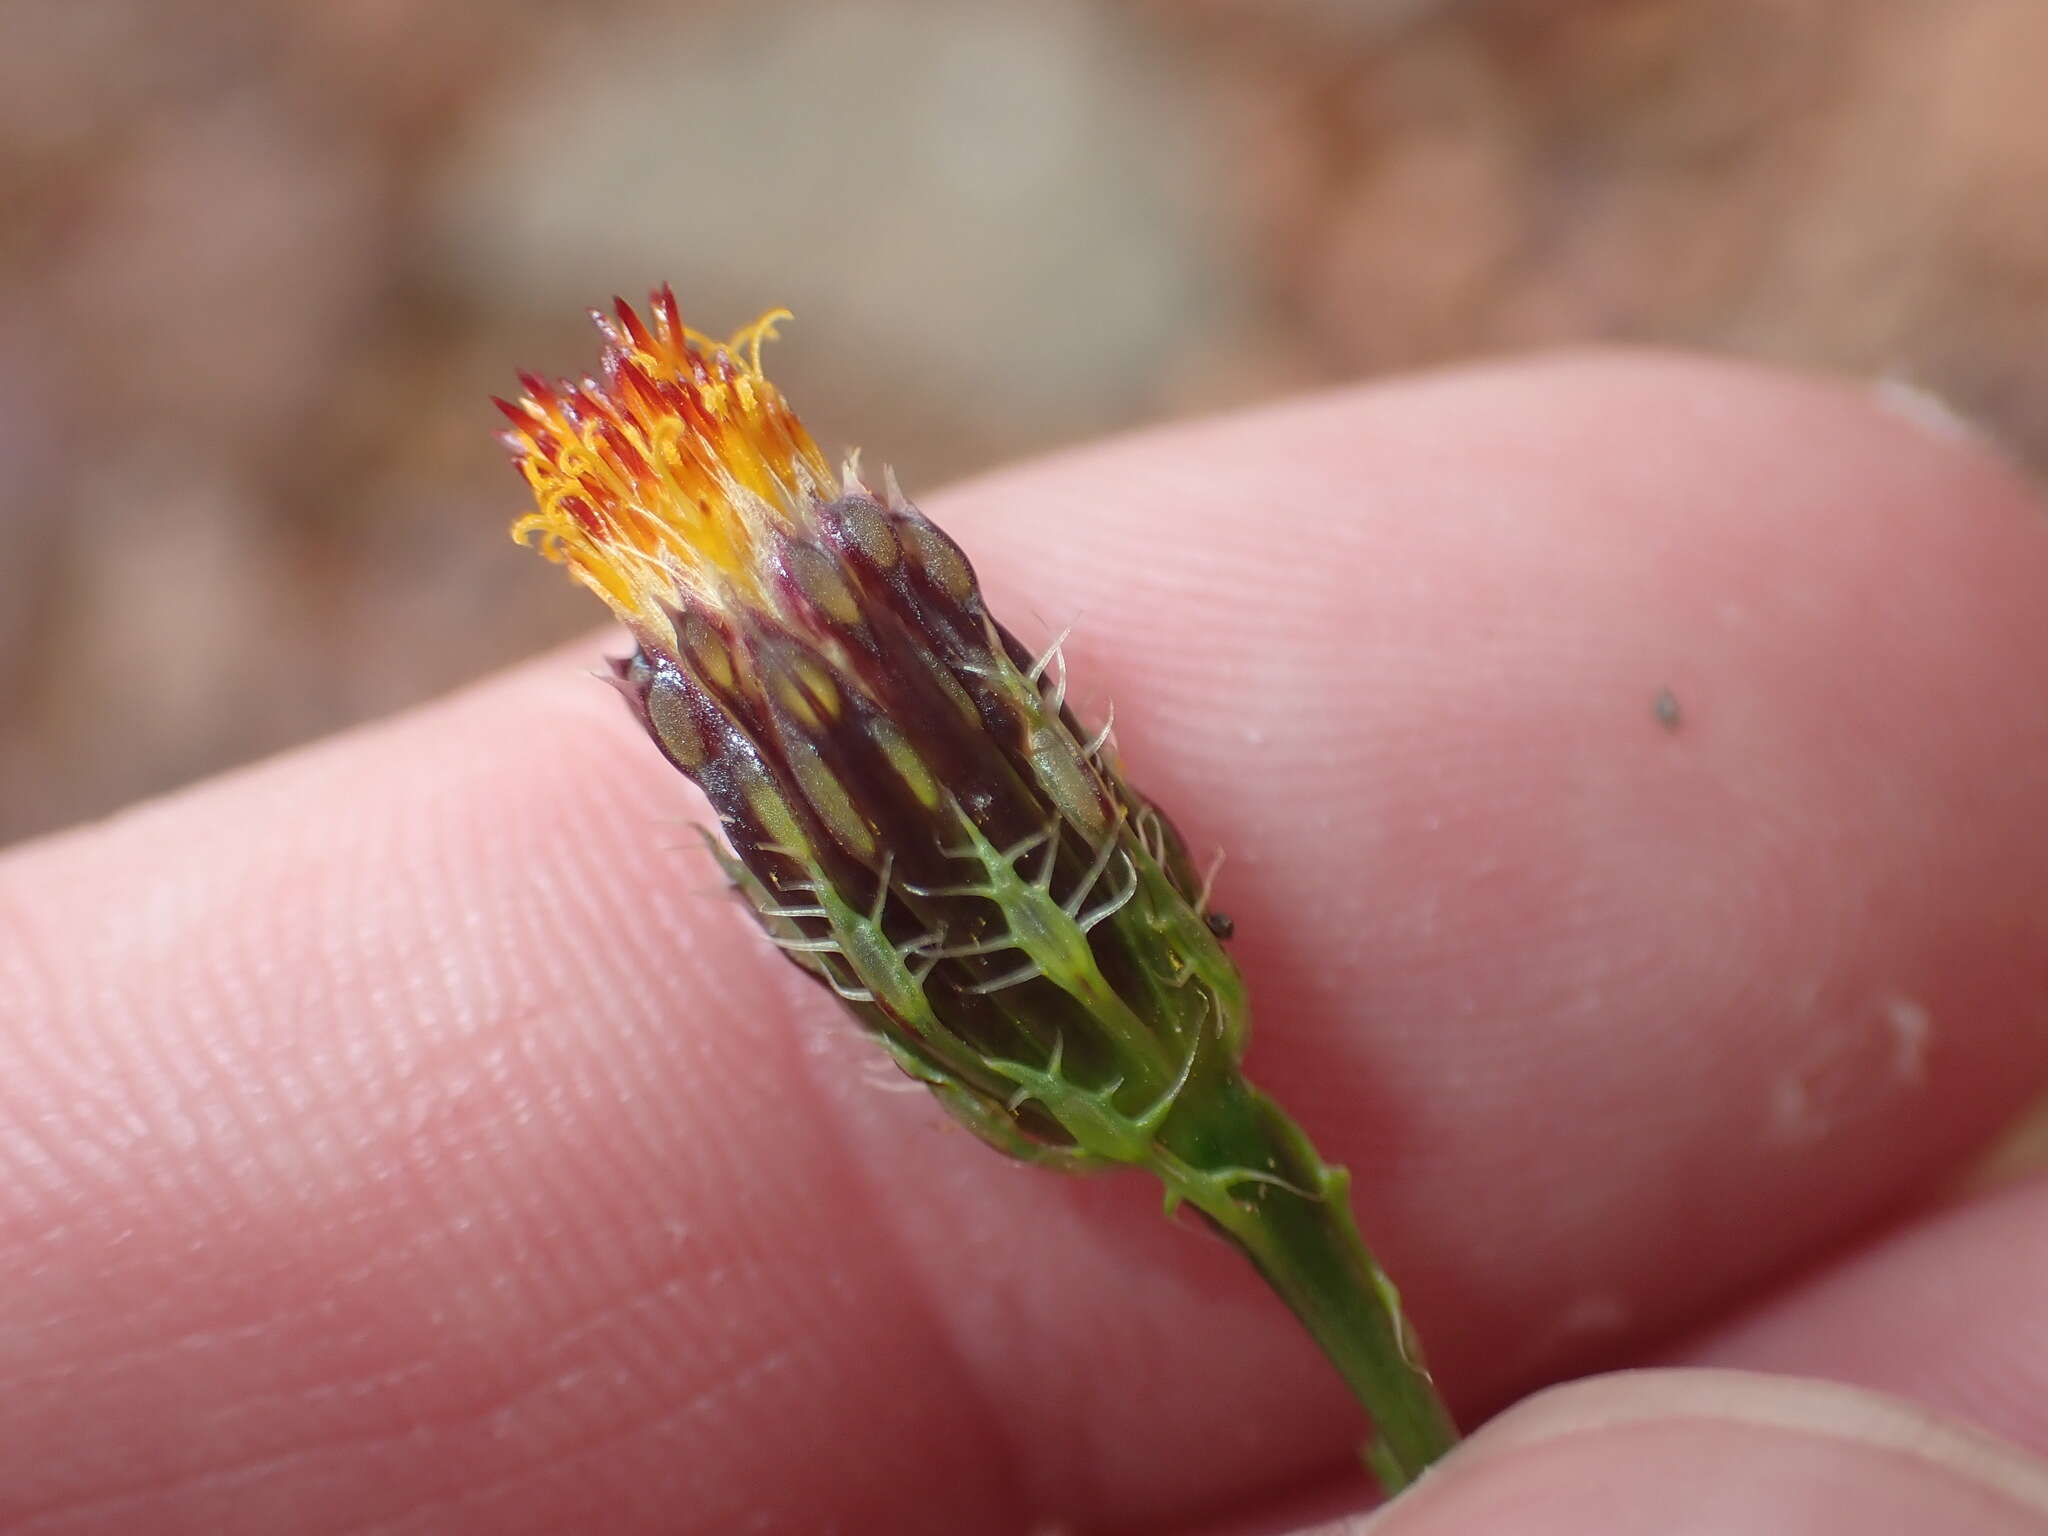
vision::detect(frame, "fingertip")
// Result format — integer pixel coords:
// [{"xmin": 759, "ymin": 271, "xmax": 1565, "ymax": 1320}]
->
[{"xmin": 1366, "ymin": 1370, "xmax": 2048, "ymax": 1536}]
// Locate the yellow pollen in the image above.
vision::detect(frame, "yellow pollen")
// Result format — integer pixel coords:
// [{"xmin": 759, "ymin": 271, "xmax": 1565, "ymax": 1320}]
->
[{"xmin": 500, "ymin": 287, "xmax": 837, "ymax": 633}]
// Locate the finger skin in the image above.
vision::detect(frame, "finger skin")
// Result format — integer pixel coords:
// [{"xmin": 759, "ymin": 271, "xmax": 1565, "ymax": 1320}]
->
[
  {"xmin": 1359, "ymin": 1370, "xmax": 2048, "ymax": 1536},
  {"xmin": 1, "ymin": 354, "xmax": 2045, "ymax": 1533},
  {"xmin": 1682, "ymin": 1173, "xmax": 2048, "ymax": 1459}
]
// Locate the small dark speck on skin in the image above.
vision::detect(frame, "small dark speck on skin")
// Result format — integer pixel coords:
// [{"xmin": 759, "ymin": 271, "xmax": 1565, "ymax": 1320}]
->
[
  {"xmin": 1653, "ymin": 687, "xmax": 1682, "ymax": 731},
  {"xmin": 1205, "ymin": 910, "xmax": 1235, "ymax": 940}
]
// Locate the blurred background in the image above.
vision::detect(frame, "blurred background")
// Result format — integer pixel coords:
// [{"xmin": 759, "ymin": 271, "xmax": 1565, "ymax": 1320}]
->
[{"xmin": 4, "ymin": 0, "xmax": 2048, "ymax": 845}]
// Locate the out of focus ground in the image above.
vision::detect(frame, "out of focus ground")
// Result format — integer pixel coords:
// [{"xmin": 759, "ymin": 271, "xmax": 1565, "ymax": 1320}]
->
[{"xmin": 3, "ymin": 0, "xmax": 2047, "ymax": 838}]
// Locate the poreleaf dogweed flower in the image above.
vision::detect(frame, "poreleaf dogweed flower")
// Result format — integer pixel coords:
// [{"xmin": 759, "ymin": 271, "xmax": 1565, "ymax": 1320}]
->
[{"xmin": 498, "ymin": 289, "xmax": 1457, "ymax": 1492}]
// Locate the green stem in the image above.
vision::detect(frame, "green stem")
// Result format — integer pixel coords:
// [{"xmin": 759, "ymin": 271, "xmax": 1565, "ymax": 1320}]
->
[{"xmin": 1153, "ymin": 1069, "xmax": 1458, "ymax": 1497}]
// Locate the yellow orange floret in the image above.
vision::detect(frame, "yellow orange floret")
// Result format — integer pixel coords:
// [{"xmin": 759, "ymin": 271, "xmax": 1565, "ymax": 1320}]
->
[{"xmin": 500, "ymin": 286, "xmax": 837, "ymax": 632}]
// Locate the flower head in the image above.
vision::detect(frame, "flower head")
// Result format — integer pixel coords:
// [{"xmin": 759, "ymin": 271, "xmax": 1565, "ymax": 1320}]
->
[{"xmin": 501, "ymin": 289, "xmax": 1246, "ymax": 1163}]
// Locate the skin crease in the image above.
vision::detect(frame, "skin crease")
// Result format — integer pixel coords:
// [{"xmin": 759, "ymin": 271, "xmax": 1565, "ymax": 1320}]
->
[{"xmin": 0, "ymin": 354, "xmax": 2046, "ymax": 1535}]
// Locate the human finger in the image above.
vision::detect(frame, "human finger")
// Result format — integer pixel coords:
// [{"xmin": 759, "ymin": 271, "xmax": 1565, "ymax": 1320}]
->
[
  {"xmin": 2, "ymin": 355, "xmax": 2045, "ymax": 1533},
  {"xmin": 1341, "ymin": 1370, "xmax": 2048, "ymax": 1536}
]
